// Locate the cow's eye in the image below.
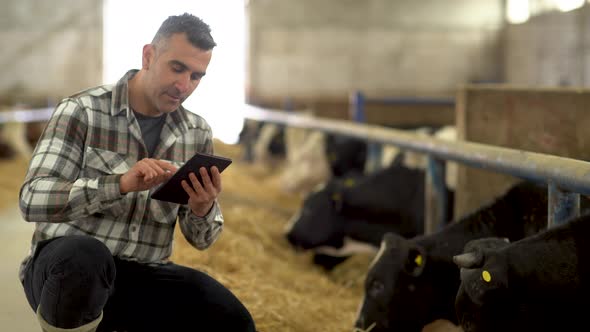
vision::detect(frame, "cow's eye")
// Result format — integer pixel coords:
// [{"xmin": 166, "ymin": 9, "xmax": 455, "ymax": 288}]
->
[{"xmin": 369, "ymin": 280, "xmax": 384, "ymax": 298}]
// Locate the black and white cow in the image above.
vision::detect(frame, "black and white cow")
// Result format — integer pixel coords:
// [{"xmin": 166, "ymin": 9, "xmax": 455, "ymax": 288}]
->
[
  {"xmin": 336, "ymin": 154, "xmax": 453, "ymax": 223},
  {"xmin": 324, "ymin": 133, "xmax": 368, "ymax": 177},
  {"xmin": 453, "ymin": 213, "xmax": 590, "ymax": 332},
  {"xmin": 238, "ymin": 120, "xmax": 287, "ymax": 162},
  {"xmin": 279, "ymin": 129, "xmax": 370, "ymax": 194},
  {"xmin": 285, "ymin": 159, "xmax": 449, "ymax": 269},
  {"xmin": 284, "ymin": 172, "xmax": 411, "ymax": 252},
  {"xmin": 354, "ymin": 181, "xmax": 550, "ymax": 332}
]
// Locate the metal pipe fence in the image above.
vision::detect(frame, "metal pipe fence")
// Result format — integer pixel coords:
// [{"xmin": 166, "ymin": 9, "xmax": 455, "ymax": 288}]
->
[{"xmin": 242, "ymin": 104, "xmax": 588, "ymax": 231}]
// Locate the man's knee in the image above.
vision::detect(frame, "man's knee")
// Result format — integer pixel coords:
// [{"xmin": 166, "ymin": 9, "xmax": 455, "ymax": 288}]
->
[
  {"xmin": 46, "ymin": 236, "xmax": 115, "ymax": 282},
  {"xmin": 158, "ymin": 264, "xmax": 256, "ymax": 331},
  {"xmin": 36, "ymin": 236, "xmax": 115, "ymax": 328}
]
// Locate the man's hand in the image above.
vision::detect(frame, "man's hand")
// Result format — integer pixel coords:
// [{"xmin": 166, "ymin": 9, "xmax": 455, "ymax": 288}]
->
[
  {"xmin": 181, "ymin": 166, "xmax": 222, "ymax": 217},
  {"xmin": 120, "ymin": 158, "xmax": 177, "ymax": 194}
]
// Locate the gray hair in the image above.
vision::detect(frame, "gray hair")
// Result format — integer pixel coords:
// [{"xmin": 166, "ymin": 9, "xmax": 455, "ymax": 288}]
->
[{"xmin": 152, "ymin": 13, "xmax": 216, "ymax": 50}]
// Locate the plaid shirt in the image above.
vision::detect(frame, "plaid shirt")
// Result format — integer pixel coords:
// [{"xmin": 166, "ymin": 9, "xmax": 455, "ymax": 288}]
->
[{"xmin": 18, "ymin": 70, "xmax": 223, "ymax": 281}]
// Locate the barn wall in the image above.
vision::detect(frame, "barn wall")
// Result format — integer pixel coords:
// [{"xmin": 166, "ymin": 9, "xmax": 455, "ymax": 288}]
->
[
  {"xmin": 455, "ymin": 85, "xmax": 590, "ymax": 217},
  {"xmin": 247, "ymin": 0, "xmax": 504, "ymax": 126},
  {"xmin": 0, "ymin": 0, "xmax": 103, "ymax": 106},
  {"xmin": 504, "ymin": 5, "xmax": 590, "ymax": 87}
]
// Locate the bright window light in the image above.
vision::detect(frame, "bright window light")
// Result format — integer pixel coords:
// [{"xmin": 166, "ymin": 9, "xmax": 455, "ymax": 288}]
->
[
  {"xmin": 103, "ymin": 0, "xmax": 246, "ymax": 144},
  {"xmin": 556, "ymin": 0, "xmax": 585, "ymax": 11},
  {"xmin": 507, "ymin": 0, "xmax": 530, "ymax": 24}
]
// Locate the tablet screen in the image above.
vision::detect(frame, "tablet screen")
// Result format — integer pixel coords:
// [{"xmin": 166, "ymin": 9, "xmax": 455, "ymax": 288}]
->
[{"xmin": 150, "ymin": 152, "xmax": 232, "ymax": 204}]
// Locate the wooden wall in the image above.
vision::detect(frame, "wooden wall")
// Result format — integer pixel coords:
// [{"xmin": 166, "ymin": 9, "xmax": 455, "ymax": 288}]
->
[{"xmin": 455, "ymin": 85, "xmax": 590, "ymax": 217}]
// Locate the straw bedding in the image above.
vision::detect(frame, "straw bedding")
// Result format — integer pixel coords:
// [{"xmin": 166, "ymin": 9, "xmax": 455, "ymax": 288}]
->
[{"xmin": 0, "ymin": 139, "xmax": 460, "ymax": 331}]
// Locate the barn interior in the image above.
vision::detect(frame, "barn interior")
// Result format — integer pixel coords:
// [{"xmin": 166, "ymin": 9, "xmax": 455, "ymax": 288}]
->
[{"xmin": 1, "ymin": 1, "xmax": 589, "ymax": 331}]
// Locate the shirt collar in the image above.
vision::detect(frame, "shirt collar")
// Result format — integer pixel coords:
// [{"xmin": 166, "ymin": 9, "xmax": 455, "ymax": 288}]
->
[{"xmin": 110, "ymin": 69, "xmax": 138, "ymax": 117}]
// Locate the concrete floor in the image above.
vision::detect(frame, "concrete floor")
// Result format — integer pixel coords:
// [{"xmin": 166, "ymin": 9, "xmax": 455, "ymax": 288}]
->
[{"xmin": 0, "ymin": 203, "xmax": 39, "ymax": 331}]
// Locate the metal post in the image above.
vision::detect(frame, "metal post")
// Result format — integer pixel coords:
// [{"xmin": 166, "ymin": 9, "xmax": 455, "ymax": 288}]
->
[
  {"xmin": 241, "ymin": 119, "xmax": 256, "ymax": 162},
  {"xmin": 548, "ymin": 181, "xmax": 580, "ymax": 228},
  {"xmin": 283, "ymin": 97, "xmax": 293, "ymax": 113},
  {"xmin": 425, "ymin": 155, "xmax": 449, "ymax": 235},
  {"xmin": 350, "ymin": 90, "xmax": 366, "ymax": 123},
  {"xmin": 350, "ymin": 91, "xmax": 383, "ymax": 172}
]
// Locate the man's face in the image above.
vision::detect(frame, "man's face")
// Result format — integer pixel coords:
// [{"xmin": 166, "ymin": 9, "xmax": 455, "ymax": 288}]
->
[{"xmin": 142, "ymin": 33, "xmax": 212, "ymax": 115}]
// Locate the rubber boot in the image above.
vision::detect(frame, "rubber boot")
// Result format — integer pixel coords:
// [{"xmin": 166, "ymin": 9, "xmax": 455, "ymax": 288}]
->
[{"xmin": 37, "ymin": 307, "xmax": 103, "ymax": 332}]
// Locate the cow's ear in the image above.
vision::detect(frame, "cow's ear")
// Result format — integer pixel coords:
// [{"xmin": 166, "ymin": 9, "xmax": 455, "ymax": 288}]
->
[
  {"xmin": 404, "ymin": 246, "xmax": 426, "ymax": 277},
  {"xmin": 454, "ymin": 237, "xmax": 509, "ymax": 269},
  {"xmin": 382, "ymin": 232, "xmax": 407, "ymax": 250},
  {"xmin": 453, "ymin": 251, "xmax": 483, "ymax": 269}
]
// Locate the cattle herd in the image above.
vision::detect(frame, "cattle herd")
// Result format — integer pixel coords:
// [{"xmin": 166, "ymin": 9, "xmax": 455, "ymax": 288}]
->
[{"xmin": 242, "ymin": 122, "xmax": 590, "ymax": 332}]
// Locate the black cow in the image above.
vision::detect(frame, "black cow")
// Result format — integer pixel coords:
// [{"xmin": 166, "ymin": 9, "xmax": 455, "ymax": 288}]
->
[
  {"xmin": 324, "ymin": 134, "xmax": 368, "ymax": 177},
  {"xmin": 285, "ymin": 173, "xmax": 406, "ymax": 252},
  {"xmin": 285, "ymin": 160, "xmax": 448, "ymax": 269},
  {"xmin": 354, "ymin": 181, "xmax": 550, "ymax": 332},
  {"xmin": 337, "ymin": 155, "xmax": 454, "ymax": 224},
  {"xmin": 453, "ymin": 213, "xmax": 590, "ymax": 332},
  {"xmin": 0, "ymin": 124, "xmax": 17, "ymax": 159}
]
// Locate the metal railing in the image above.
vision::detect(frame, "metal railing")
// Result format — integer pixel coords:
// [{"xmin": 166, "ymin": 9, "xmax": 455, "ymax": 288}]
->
[
  {"xmin": 348, "ymin": 90, "xmax": 454, "ymax": 123},
  {"xmin": 348, "ymin": 91, "xmax": 455, "ymax": 175},
  {"xmin": 3, "ymin": 104, "xmax": 586, "ymax": 232},
  {"xmin": 242, "ymin": 104, "xmax": 588, "ymax": 232},
  {"xmin": 0, "ymin": 107, "xmax": 53, "ymax": 124}
]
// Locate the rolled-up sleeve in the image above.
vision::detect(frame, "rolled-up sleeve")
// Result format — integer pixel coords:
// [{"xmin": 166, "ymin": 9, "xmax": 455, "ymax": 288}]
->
[{"xmin": 178, "ymin": 201, "xmax": 224, "ymax": 250}]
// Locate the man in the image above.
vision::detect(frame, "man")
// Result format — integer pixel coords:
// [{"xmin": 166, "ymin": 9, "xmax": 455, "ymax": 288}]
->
[{"xmin": 18, "ymin": 13, "xmax": 256, "ymax": 332}]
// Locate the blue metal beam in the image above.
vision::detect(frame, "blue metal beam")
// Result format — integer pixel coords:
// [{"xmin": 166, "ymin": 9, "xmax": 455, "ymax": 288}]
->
[
  {"xmin": 548, "ymin": 182, "xmax": 580, "ymax": 227},
  {"xmin": 425, "ymin": 156, "xmax": 450, "ymax": 234}
]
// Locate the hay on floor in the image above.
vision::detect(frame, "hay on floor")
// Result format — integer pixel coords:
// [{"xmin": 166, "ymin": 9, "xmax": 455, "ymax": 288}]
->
[{"xmin": 0, "ymin": 138, "xmax": 460, "ymax": 332}]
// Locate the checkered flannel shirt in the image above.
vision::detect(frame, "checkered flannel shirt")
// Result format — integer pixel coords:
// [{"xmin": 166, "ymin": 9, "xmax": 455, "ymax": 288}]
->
[{"xmin": 18, "ymin": 70, "xmax": 224, "ymax": 282}]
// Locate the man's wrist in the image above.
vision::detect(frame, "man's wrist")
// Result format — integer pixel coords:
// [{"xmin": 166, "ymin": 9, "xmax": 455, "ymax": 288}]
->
[{"xmin": 192, "ymin": 202, "xmax": 214, "ymax": 218}]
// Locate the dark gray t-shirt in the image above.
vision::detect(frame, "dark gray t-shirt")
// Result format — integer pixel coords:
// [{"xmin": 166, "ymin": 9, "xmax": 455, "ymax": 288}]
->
[{"xmin": 133, "ymin": 110, "xmax": 167, "ymax": 157}]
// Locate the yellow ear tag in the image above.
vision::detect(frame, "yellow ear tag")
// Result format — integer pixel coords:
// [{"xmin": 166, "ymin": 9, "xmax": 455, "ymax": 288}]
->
[
  {"xmin": 482, "ymin": 270, "xmax": 492, "ymax": 282},
  {"xmin": 414, "ymin": 254, "xmax": 423, "ymax": 266},
  {"xmin": 344, "ymin": 178, "xmax": 355, "ymax": 187},
  {"xmin": 329, "ymin": 153, "xmax": 337, "ymax": 161},
  {"xmin": 331, "ymin": 193, "xmax": 342, "ymax": 201}
]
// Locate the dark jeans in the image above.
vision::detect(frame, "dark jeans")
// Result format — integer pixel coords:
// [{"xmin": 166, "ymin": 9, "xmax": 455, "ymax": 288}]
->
[{"xmin": 22, "ymin": 235, "xmax": 256, "ymax": 332}]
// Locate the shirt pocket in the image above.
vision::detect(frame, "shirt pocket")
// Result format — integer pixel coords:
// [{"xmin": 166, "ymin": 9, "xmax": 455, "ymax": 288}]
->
[
  {"xmin": 82, "ymin": 147, "xmax": 131, "ymax": 218},
  {"xmin": 148, "ymin": 198, "xmax": 180, "ymax": 225},
  {"xmin": 83, "ymin": 147, "xmax": 130, "ymax": 176}
]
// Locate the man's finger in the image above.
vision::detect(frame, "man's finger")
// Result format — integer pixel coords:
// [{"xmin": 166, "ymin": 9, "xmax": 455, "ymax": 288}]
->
[
  {"xmin": 155, "ymin": 159, "xmax": 178, "ymax": 173},
  {"xmin": 200, "ymin": 167, "xmax": 214, "ymax": 190},
  {"xmin": 209, "ymin": 166, "xmax": 221, "ymax": 190},
  {"xmin": 181, "ymin": 179, "xmax": 194, "ymax": 193},
  {"xmin": 189, "ymin": 171, "xmax": 205, "ymax": 192}
]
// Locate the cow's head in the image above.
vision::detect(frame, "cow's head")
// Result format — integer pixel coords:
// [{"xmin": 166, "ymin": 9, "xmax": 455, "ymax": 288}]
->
[
  {"xmin": 453, "ymin": 237, "xmax": 512, "ymax": 332},
  {"xmin": 324, "ymin": 134, "xmax": 368, "ymax": 177},
  {"xmin": 354, "ymin": 232, "xmax": 431, "ymax": 332},
  {"xmin": 284, "ymin": 179, "xmax": 347, "ymax": 250}
]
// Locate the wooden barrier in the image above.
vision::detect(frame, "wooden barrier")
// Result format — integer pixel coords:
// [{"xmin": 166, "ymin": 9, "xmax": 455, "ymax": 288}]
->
[{"xmin": 456, "ymin": 85, "xmax": 590, "ymax": 218}]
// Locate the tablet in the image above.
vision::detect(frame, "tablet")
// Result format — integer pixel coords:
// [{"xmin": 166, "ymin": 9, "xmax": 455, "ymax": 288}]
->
[{"xmin": 150, "ymin": 152, "xmax": 232, "ymax": 204}]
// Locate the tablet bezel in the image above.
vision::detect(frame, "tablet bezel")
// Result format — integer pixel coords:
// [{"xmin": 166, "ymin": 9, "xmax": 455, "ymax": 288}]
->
[{"xmin": 150, "ymin": 152, "xmax": 232, "ymax": 204}]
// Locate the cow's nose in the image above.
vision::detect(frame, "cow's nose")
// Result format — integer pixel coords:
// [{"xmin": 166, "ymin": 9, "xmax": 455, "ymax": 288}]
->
[
  {"xmin": 354, "ymin": 316, "xmax": 365, "ymax": 329},
  {"xmin": 286, "ymin": 232, "xmax": 301, "ymax": 249}
]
